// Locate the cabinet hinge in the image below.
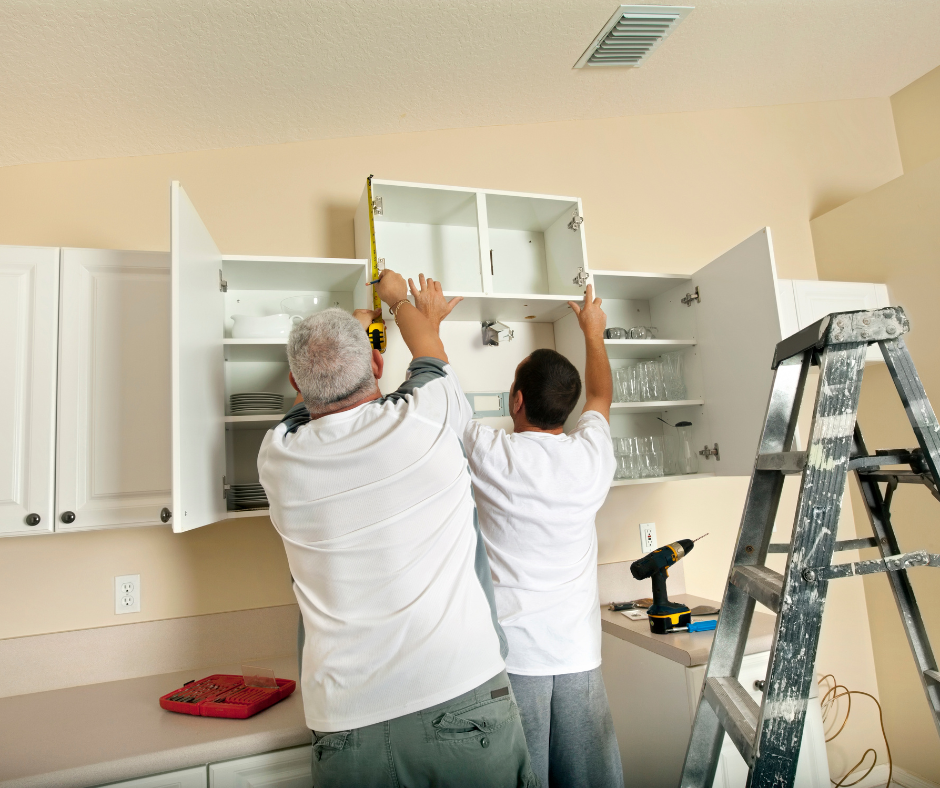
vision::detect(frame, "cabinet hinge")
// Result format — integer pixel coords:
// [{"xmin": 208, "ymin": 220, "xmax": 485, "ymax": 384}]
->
[
  {"xmin": 699, "ymin": 443, "xmax": 720, "ymax": 461},
  {"xmin": 568, "ymin": 209, "xmax": 584, "ymax": 232},
  {"xmin": 219, "ymin": 270, "xmax": 228, "ymax": 292},
  {"xmin": 681, "ymin": 286, "xmax": 700, "ymax": 307},
  {"xmin": 372, "ymin": 197, "xmax": 383, "ymax": 216},
  {"xmin": 223, "ymin": 476, "xmax": 230, "ymax": 500},
  {"xmin": 482, "ymin": 321, "xmax": 514, "ymax": 346},
  {"xmin": 572, "ymin": 267, "xmax": 589, "ymax": 288}
]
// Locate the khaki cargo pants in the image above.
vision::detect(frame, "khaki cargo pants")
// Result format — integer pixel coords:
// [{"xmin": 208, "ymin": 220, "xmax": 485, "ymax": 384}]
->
[{"xmin": 310, "ymin": 670, "xmax": 539, "ymax": 788}]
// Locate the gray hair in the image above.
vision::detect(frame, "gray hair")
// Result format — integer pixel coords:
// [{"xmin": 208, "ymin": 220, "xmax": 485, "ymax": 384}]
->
[{"xmin": 286, "ymin": 308, "xmax": 376, "ymax": 414}]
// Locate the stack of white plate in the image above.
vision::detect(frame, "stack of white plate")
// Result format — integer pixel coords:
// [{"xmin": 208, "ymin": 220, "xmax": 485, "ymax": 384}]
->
[
  {"xmin": 230, "ymin": 392, "xmax": 284, "ymax": 415},
  {"xmin": 229, "ymin": 483, "xmax": 268, "ymax": 510}
]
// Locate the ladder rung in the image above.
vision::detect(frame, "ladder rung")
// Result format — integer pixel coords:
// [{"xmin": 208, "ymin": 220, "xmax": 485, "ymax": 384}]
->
[
  {"xmin": 925, "ymin": 670, "xmax": 940, "ymax": 684},
  {"xmin": 731, "ymin": 565, "xmax": 783, "ymax": 613},
  {"xmin": 756, "ymin": 451, "xmax": 807, "ymax": 473},
  {"xmin": 703, "ymin": 677, "xmax": 759, "ymax": 765},
  {"xmin": 767, "ymin": 537, "xmax": 879, "ymax": 554}
]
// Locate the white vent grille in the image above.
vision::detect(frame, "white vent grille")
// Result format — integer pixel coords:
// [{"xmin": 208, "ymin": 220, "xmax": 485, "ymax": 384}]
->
[{"xmin": 574, "ymin": 5, "xmax": 693, "ymax": 68}]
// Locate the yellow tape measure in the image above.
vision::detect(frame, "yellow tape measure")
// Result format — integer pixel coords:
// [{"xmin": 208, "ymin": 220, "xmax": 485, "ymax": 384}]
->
[{"xmin": 365, "ymin": 175, "xmax": 387, "ymax": 354}]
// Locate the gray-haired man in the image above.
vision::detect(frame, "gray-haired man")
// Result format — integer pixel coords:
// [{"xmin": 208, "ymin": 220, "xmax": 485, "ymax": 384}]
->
[{"xmin": 258, "ymin": 270, "xmax": 537, "ymax": 788}]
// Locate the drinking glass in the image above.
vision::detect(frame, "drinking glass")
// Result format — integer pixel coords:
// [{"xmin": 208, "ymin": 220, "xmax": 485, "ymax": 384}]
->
[
  {"xmin": 638, "ymin": 361, "xmax": 665, "ymax": 401},
  {"xmin": 637, "ymin": 437, "xmax": 653, "ymax": 478},
  {"xmin": 661, "ymin": 352, "xmax": 687, "ymax": 401},
  {"xmin": 629, "ymin": 326, "xmax": 658, "ymax": 339},
  {"xmin": 624, "ymin": 437, "xmax": 641, "ymax": 479},
  {"xmin": 648, "ymin": 435, "xmax": 665, "ymax": 477},
  {"xmin": 662, "ymin": 427, "xmax": 680, "ymax": 476}
]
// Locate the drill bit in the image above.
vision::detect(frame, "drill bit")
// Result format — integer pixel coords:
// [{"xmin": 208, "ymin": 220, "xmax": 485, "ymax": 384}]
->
[{"xmin": 693, "ymin": 533, "xmax": 709, "ymax": 543}]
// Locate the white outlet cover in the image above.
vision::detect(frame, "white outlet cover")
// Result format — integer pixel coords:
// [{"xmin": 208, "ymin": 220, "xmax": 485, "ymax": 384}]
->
[
  {"xmin": 114, "ymin": 574, "xmax": 140, "ymax": 614},
  {"xmin": 640, "ymin": 523, "xmax": 657, "ymax": 554}
]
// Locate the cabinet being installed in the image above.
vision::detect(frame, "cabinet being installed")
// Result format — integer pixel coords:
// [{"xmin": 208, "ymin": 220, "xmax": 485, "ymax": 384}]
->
[{"xmin": 0, "ymin": 178, "xmax": 892, "ymax": 536}]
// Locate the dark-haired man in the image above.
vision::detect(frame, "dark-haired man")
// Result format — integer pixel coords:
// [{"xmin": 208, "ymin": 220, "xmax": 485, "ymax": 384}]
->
[{"xmin": 460, "ymin": 285, "xmax": 623, "ymax": 788}]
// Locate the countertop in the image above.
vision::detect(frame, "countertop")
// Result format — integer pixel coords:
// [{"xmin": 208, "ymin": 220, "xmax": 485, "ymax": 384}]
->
[
  {"xmin": 600, "ymin": 594, "xmax": 777, "ymax": 667},
  {"xmin": 0, "ymin": 656, "xmax": 308, "ymax": 788}
]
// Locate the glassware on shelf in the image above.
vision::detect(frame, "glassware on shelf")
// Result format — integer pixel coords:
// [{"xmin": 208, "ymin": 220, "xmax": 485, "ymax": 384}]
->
[
  {"xmin": 613, "ymin": 368, "xmax": 628, "ymax": 403},
  {"xmin": 638, "ymin": 361, "xmax": 665, "ymax": 402},
  {"xmin": 628, "ymin": 326, "xmax": 658, "ymax": 339},
  {"xmin": 661, "ymin": 352, "xmax": 687, "ymax": 402},
  {"xmin": 663, "ymin": 429, "xmax": 680, "ymax": 476},
  {"xmin": 647, "ymin": 436, "xmax": 665, "ymax": 477},
  {"xmin": 675, "ymin": 421, "xmax": 698, "ymax": 475}
]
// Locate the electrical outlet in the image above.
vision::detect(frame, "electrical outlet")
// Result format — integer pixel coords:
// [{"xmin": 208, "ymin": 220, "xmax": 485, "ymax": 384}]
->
[
  {"xmin": 114, "ymin": 574, "xmax": 140, "ymax": 614},
  {"xmin": 640, "ymin": 523, "xmax": 657, "ymax": 554}
]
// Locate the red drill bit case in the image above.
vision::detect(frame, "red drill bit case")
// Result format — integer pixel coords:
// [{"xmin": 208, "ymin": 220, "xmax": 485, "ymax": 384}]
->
[{"xmin": 159, "ymin": 673, "xmax": 296, "ymax": 719}]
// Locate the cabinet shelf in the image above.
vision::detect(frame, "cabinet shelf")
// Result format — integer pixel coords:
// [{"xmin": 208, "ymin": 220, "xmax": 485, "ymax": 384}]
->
[
  {"xmin": 443, "ymin": 293, "xmax": 574, "ymax": 323},
  {"xmin": 610, "ymin": 472, "xmax": 715, "ymax": 487},
  {"xmin": 605, "ymin": 339, "xmax": 696, "ymax": 359},
  {"xmin": 591, "ymin": 270, "xmax": 691, "ymax": 300},
  {"xmin": 223, "ymin": 339, "xmax": 288, "ymax": 362},
  {"xmin": 224, "ymin": 414, "xmax": 284, "ymax": 430},
  {"xmin": 610, "ymin": 399, "xmax": 704, "ymax": 413}
]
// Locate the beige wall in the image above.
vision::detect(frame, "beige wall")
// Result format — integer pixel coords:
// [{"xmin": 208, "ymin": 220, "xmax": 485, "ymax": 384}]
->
[
  {"xmin": 0, "ymin": 95, "xmax": 903, "ymax": 774},
  {"xmin": 891, "ymin": 64, "xmax": 940, "ymax": 173},
  {"xmin": 812, "ymin": 155, "xmax": 940, "ymax": 782}
]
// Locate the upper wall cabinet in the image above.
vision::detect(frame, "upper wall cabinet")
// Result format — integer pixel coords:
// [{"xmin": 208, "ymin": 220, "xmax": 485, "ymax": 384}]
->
[
  {"xmin": 355, "ymin": 178, "xmax": 588, "ymax": 322},
  {"xmin": 0, "ymin": 246, "xmax": 59, "ymax": 536},
  {"xmin": 56, "ymin": 248, "xmax": 172, "ymax": 532},
  {"xmin": 171, "ymin": 182, "xmax": 369, "ymax": 531},
  {"xmin": 556, "ymin": 228, "xmax": 788, "ymax": 478}
]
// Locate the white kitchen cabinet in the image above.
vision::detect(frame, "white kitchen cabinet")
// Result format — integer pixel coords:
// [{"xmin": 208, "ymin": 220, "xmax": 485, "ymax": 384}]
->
[
  {"xmin": 208, "ymin": 746, "xmax": 312, "ymax": 788},
  {"xmin": 556, "ymin": 228, "xmax": 789, "ymax": 477},
  {"xmin": 601, "ymin": 633, "xmax": 829, "ymax": 788},
  {"xmin": 777, "ymin": 278, "xmax": 890, "ymax": 363},
  {"xmin": 97, "ymin": 766, "xmax": 207, "ymax": 788},
  {"xmin": 0, "ymin": 246, "xmax": 59, "ymax": 536},
  {"xmin": 56, "ymin": 248, "xmax": 172, "ymax": 531},
  {"xmin": 355, "ymin": 178, "xmax": 588, "ymax": 322}
]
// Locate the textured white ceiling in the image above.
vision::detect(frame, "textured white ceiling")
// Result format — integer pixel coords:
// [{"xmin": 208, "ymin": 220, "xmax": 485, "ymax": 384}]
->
[{"xmin": 2, "ymin": 0, "xmax": 939, "ymax": 167}]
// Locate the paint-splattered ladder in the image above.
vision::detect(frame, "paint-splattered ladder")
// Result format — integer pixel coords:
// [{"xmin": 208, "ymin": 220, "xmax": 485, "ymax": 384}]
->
[{"xmin": 680, "ymin": 306, "xmax": 940, "ymax": 788}]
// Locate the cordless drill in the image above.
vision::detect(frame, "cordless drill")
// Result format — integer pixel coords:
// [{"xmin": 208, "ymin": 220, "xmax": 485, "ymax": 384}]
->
[{"xmin": 630, "ymin": 539, "xmax": 696, "ymax": 634}]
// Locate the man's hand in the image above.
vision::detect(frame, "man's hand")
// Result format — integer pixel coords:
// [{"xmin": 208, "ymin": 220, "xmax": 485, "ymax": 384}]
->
[
  {"xmin": 409, "ymin": 274, "xmax": 463, "ymax": 329},
  {"xmin": 375, "ymin": 269, "xmax": 409, "ymax": 306},
  {"xmin": 352, "ymin": 308, "xmax": 382, "ymax": 331},
  {"xmin": 568, "ymin": 284, "xmax": 606, "ymax": 340}
]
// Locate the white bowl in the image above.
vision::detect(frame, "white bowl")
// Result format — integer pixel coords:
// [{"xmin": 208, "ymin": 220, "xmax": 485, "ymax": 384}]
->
[{"xmin": 231, "ymin": 314, "xmax": 301, "ymax": 339}]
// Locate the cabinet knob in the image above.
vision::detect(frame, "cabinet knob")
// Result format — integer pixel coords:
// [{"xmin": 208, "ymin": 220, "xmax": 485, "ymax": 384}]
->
[
  {"xmin": 25, "ymin": 513, "xmax": 41, "ymax": 526},
  {"xmin": 61, "ymin": 511, "xmax": 76, "ymax": 524},
  {"xmin": 160, "ymin": 507, "xmax": 172, "ymax": 524}
]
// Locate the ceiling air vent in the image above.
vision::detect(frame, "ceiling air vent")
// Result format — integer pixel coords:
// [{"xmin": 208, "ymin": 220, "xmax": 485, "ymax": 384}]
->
[{"xmin": 574, "ymin": 5, "xmax": 693, "ymax": 68}]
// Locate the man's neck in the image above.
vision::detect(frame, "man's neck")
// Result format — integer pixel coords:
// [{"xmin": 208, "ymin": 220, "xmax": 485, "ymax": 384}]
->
[
  {"xmin": 512, "ymin": 421, "xmax": 564, "ymax": 436},
  {"xmin": 309, "ymin": 388, "xmax": 382, "ymax": 420}
]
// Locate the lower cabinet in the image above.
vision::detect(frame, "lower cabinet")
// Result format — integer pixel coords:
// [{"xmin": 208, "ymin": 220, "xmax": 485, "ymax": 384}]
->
[
  {"xmin": 601, "ymin": 631, "xmax": 830, "ymax": 788},
  {"xmin": 209, "ymin": 746, "xmax": 312, "ymax": 788},
  {"xmin": 99, "ymin": 766, "xmax": 207, "ymax": 788}
]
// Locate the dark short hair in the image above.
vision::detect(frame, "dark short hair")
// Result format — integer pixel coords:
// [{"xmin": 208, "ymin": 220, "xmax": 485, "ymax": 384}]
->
[{"xmin": 513, "ymin": 349, "xmax": 582, "ymax": 429}]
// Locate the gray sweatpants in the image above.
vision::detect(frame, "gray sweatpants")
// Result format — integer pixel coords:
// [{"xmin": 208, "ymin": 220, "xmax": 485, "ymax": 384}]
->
[{"xmin": 508, "ymin": 667, "xmax": 624, "ymax": 788}]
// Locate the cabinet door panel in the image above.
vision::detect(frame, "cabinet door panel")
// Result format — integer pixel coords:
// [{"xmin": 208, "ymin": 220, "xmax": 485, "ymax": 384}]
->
[
  {"xmin": 209, "ymin": 746, "xmax": 312, "ymax": 788},
  {"xmin": 171, "ymin": 182, "xmax": 227, "ymax": 532},
  {"xmin": 689, "ymin": 228, "xmax": 784, "ymax": 477},
  {"xmin": 56, "ymin": 249, "xmax": 171, "ymax": 531},
  {"xmin": 96, "ymin": 766, "xmax": 207, "ymax": 788},
  {"xmin": 0, "ymin": 246, "xmax": 59, "ymax": 536}
]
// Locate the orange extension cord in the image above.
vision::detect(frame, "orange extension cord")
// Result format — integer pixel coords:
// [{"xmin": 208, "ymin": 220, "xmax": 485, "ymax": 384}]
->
[{"xmin": 817, "ymin": 674, "xmax": 893, "ymax": 788}]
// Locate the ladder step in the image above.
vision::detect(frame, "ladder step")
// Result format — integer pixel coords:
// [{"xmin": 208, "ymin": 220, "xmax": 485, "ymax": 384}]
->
[
  {"xmin": 703, "ymin": 677, "xmax": 759, "ymax": 766},
  {"xmin": 756, "ymin": 451, "xmax": 807, "ymax": 473},
  {"xmin": 730, "ymin": 565, "xmax": 784, "ymax": 613},
  {"xmin": 926, "ymin": 669, "xmax": 940, "ymax": 684}
]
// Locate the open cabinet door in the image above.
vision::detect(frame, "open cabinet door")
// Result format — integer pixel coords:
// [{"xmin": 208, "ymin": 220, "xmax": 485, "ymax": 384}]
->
[
  {"xmin": 170, "ymin": 182, "xmax": 227, "ymax": 532},
  {"xmin": 692, "ymin": 228, "xmax": 784, "ymax": 476}
]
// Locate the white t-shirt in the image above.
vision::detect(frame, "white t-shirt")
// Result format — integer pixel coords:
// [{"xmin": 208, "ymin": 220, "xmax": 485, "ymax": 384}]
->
[
  {"xmin": 464, "ymin": 411, "xmax": 616, "ymax": 676},
  {"xmin": 258, "ymin": 359, "xmax": 505, "ymax": 732}
]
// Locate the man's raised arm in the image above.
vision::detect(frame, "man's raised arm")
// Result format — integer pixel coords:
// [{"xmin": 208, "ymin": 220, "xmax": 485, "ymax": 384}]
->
[
  {"xmin": 568, "ymin": 284, "xmax": 612, "ymax": 422},
  {"xmin": 376, "ymin": 269, "xmax": 462, "ymax": 362}
]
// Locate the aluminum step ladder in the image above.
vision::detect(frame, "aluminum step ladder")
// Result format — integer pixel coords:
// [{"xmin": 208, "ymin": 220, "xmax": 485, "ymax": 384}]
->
[{"xmin": 680, "ymin": 306, "xmax": 940, "ymax": 788}]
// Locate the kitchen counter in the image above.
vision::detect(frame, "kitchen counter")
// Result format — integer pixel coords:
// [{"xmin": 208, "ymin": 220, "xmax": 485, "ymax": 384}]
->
[
  {"xmin": 0, "ymin": 655, "xmax": 308, "ymax": 788},
  {"xmin": 600, "ymin": 593, "xmax": 776, "ymax": 667}
]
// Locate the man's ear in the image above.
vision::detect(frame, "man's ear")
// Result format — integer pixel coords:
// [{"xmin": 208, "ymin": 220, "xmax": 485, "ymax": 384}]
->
[
  {"xmin": 371, "ymin": 349, "xmax": 384, "ymax": 381},
  {"xmin": 289, "ymin": 371, "xmax": 300, "ymax": 393},
  {"xmin": 511, "ymin": 388, "xmax": 524, "ymax": 416}
]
